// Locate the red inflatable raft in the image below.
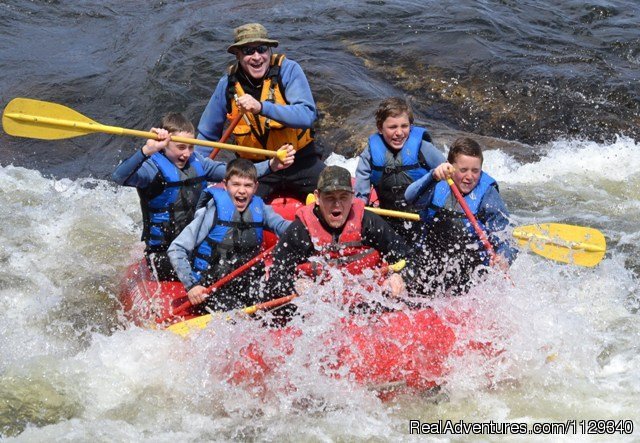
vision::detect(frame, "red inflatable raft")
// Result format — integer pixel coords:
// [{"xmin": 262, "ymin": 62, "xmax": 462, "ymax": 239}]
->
[
  {"xmin": 217, "ymin": 307, "xmax": 457, "ymax": 394},
  {"xmin": 118, "ymin": 195, "xmax": 486, "ymax": 396}
]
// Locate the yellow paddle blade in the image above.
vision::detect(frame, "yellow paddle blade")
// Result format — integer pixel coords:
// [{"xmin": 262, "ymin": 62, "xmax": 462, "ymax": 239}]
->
[
  {"xmin": 166, "ymin": 314, "xmax": 213, "ymax": 337},
  {"xmin": 512, "ymin": 223, "xmax": 606, "ymax": 267},
  {"xmin": 2, "ymin": 97, "xmax": 102, "ymax": 140}
]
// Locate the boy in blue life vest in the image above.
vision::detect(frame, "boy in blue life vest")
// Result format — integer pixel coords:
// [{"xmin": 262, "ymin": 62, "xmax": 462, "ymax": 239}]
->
[
  {"xmin": 168, "ymin": 158, "xmax": 291, "ymax": 312},
  {"xmin": 354, "ymin": 97, "xmax": 445, "ymax": 243},
  {"xmin": 112, "ymin": 113, "xmax": 294, "ymax": 281},
  {"xmin": 404, "ymin": 136, "xmax": 517, "ymax": 295}
]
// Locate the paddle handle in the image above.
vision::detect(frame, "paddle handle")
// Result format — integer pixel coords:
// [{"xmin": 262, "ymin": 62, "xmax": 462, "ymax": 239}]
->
[
  {"xmin": 168, "ymin": 245, "xmax": 276, "ymax": 319},
  {"xmin": 242, "ymin": 294, "xmax": 298, "ymax": 315},
  {"xmin": 366, "ymin": 206, "xmax": 420, "ymax": 221},
  {"xmin": 170, "ymin": 135, "xmax": 284, "ymax": 159},
  {"xmin": 308, "ymin": 193, "xmax": 420, "ymax": 222},
  {"xmin": 209, "ymin": 113, "xmax": 243, "ymax": 159},
  {"xmin": 5, "ymin": 112, "xmax": 284, "ymax": 161},
  {"xmin": 167, "ymin": 292, "xmax": 296, "ymax": 332},
  {"xmin": 382, "ymin": 260, "xmax": 407, "ymax": 274},
  {"xmin": 446, "ymin": 178, "xmax": 497, "ymax": 263}
]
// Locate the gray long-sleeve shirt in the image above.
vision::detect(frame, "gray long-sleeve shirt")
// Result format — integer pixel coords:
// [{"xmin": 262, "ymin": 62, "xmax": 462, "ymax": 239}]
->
[
  {"xmin": 354, "ymin": 135, "xmax": 445, "ymax": 204},
  {"xmin": 168, "ymin": 196, "xmax": 291, "ymax": 290}
]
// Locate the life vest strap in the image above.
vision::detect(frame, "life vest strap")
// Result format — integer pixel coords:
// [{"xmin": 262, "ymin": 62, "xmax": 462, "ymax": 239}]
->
[
  {"xmin": 326, "ymin": 248, "xmax": 376, "ymax": 266},
  {"xmin": 163, "ymin": 175, "xmax": 207, "ymax": 188},
  {"xmin": 216, "ymin": 219, "xmax": 264, "ymax": 229},
  {"xmin": 371, "ymin": 164, "xmax": 421, "ymax": 173},
  {"xmin": 321, "ymin": 240, "xmax": 364, "ymax": 253}
]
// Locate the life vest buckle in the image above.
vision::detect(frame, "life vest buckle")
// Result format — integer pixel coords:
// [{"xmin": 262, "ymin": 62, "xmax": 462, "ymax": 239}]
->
[{"xmin": 384, "ymin": 166, "xmax": 397, "ymax": 174}]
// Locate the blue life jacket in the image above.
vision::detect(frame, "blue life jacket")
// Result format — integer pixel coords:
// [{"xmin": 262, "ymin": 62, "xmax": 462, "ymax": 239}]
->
[
  {"xmin": 140, "ymin": 153, "xmax": 206, "ymax": 251},
  {"xmin": 421, "ymin": 172, "xmax": 497, "ymax": 234},
  {"xmin": 192, "ymin": 187, "xmax": 265, "ymax": 284},
  {"xmin": 417, "ymin": 172, "xmax": 499, "ymax": 273},
  {"xmin": 368, "ymin": 126, "xmax": 429, "ymax": 209}
]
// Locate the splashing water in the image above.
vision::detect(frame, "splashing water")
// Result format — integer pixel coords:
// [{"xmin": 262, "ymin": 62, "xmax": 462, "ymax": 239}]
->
[{"xmin": 1, "ymin": 135, "xmax": 639, "ymax": 440}]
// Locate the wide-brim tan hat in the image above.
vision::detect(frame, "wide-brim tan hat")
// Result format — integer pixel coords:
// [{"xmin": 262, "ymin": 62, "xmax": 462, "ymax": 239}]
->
[{"xmin": 227, "ymin": 23, "xmax": 279, "ymax": 54}]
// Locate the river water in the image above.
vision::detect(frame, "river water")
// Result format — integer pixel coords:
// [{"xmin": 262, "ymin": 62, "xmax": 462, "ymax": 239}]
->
[{"xmin": 1, "ymin": 0, "xmax": 639, "ymax": 441}]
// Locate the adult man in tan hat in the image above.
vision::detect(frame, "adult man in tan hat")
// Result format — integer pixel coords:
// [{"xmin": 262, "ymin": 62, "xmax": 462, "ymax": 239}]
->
[
  {"xmin": 196, "ymin": 23, "xmax": 325, "ymax": 201},
  {"xmin": 265, "ymin": 166, "xmax": 411, "ymax": 301}
]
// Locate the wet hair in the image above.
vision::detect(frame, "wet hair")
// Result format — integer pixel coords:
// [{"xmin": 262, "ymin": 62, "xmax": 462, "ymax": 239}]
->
[
  {"xmin": 447, "ymin": 137, "xmax": 484, "ymax": 165},
  {"xmin": 225, "ymin": 158, "xmax": 258, "ymax": 182},
  {"xmin": 374, "ymin": 97, "xmax": 414, "ymax": 130},
  {"xmin": 160, "ymin": 113, "xmax": 195, "ymax": 135}
]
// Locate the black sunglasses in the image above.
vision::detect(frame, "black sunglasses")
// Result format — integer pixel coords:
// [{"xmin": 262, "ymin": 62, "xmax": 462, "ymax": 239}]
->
[{"xmin": 240, "ymin": 45, "xmax": 270, "ymax": 56}]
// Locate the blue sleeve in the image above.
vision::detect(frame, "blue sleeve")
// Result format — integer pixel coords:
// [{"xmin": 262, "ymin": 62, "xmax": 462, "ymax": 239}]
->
[
  {"xmin": 255, "ymin": 160, "xmax": 271, "ymax": 178},
  {"xmin": 260, "ymin": 59, "xmax": 317, "ymax": 129},
  {"xmin": 263, "ymin": 205, "xmax": 292, "ymax": 236},
  {"xmin": 404, "ymin": 170, "xmax": 436, "ymax": 207},
  {"xmin": 480, "ymin": 186, "xmax": 518, "ymax": 264},
  {"xmin": 354, "ymin": 147, "xmax": 372, "ymax": 203},
  {"xmin": 197, "ymin": 153, "xmax": 228, "ymax": 182},
  {"xmin": 419, "ymin": 140, "xmax": 446, "ymax": 170},
  {"xmin": 111, "ymin": 148, "xmax": 158, "ymax": 188},
  {"xmin": 196, "ymin": 76, "xmax": 230, "ymax": 156},
  {"xmin": 168, "ymin": 203, "xmax": 217, "ymax": 290}
]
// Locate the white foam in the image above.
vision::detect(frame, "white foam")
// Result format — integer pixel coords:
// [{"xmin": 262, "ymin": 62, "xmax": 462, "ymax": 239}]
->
[
  {"xmin": 1, "ymin": 154, "xmax": 639, "ymax": 440},
  {"xmin": 487, "ymin": 136, "xmax": 640, "ymax": 184}
]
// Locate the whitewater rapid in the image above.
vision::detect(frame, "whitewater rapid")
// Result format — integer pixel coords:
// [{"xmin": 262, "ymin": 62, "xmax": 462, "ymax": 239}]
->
[{"xmin": 1, "ymin": 136, "xmax": 639, "ymax": 441}]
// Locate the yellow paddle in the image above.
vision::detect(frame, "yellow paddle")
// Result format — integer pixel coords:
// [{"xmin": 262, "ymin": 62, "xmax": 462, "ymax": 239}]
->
[
  {"xmin": 512, "ymin": 223, "xmax": 606, "ymax": 267},
  {"xmin": 2, "ymin": 98, "xmax": 288, "ymax": 162},
  {"xmin": 167, "ymin": 293, "xmax": 298, "ymax": 337},
  {"xmin": 304, "ymin": 194, "xmax": 606, "ymax": 267}
]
